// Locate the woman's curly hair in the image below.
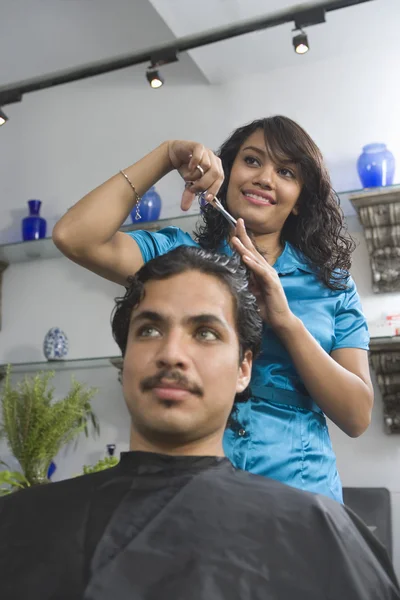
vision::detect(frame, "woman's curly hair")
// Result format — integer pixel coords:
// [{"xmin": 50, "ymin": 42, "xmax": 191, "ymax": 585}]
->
[{"xmin": 195, "ymin": 116, "xmax": 355, "ymax": 290}]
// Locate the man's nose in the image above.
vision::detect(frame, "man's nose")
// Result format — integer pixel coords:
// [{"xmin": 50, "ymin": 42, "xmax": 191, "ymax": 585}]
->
[{"xmin": 155, "ymin": 332, "xmax": 189, "ymax": 370}]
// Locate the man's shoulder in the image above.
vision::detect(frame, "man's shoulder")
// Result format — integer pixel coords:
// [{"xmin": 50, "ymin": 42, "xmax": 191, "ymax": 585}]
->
[
  {"xmin": 0, "ymin": 465, "xmax": 121, "ymax": 514},
  {"xmin": 212, "ymin": 463, "xmax": 342, "ymax": 517},
  {"xmin": 207, "ymin": 466, "xmax": 380, "ymax": 556}
]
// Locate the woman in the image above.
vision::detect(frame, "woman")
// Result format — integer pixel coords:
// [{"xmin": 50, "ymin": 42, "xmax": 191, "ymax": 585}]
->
[{"xmin": 53, "ymin": 116, "xmax": 373, "ymax": 502}]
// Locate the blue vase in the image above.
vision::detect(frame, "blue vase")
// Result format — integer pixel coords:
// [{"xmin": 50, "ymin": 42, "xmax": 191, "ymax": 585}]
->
[
  {"xmin": 130, "ymin": 186, "xmax": 162, "ymax": 223},
  {"xmin": 357, "ymin": 143, "xmax": 395, "ymax": 188},
  {"xmin": 22, "ymin": 200, "xmax": 47, "ymax": 241},
  {"xmin": 107, "ymin": 444, "xmax": 116, "ymax": 457},
  {"xmin": 43, "ymin": 327, "xmax": 69, "ymax": 361},
  {"xmin": 47, "ymin": 461, "xmax": 57, "ymax": 480}
]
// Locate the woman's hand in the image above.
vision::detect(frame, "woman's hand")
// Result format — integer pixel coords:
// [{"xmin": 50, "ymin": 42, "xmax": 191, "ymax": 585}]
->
[
  {"xmin": 167, "ymin": 140, "xmax": 224, "ymax": 211},
  {"xmin": 232, "ymin": 219, "xmax": 296, "ymax": 331}
]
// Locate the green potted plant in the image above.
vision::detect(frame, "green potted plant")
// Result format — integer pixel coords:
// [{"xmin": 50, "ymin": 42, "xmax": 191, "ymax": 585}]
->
[
  {"xmin": 0, "ymin": 366, "xmax": 99, "ymax": 495},
  {"xmin": 0, "ymin": 459, "xmax": 30, "ymax": 495},
  {"xmin": 82, "ymin": 455, "xmax": 119, "ymax": 474}
]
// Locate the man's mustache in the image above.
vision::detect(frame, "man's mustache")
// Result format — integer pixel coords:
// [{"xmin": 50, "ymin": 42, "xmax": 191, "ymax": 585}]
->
[{"xmin": 140, "ymin": 369, "xmax": 203, "ymax": 397}]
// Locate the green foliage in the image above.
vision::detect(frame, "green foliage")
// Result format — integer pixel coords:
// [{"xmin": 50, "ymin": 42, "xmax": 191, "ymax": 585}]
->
[
  {"xmin": 0, "ymin": 460, "xmax": 31, "ymax": 496},
  {"xmin": 0, "ymin": 366, "xmax": 99, "ymax": 486},
  {"xmin": 82, "ymin": 455, "xmax": 119, "ymax": 475}
]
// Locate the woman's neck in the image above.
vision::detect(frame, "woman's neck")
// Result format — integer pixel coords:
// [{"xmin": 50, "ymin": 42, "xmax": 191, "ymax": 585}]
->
[{"xmin": 236, "ymin": 229, "xmax": 284, "ymax": 266}]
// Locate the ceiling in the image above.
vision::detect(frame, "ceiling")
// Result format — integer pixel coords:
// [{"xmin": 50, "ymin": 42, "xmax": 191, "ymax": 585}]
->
[
  {"xmin": 0, "ymin": 0, "xmax": 206, "ymax": 88},
  {"xmin": 1, "ymin": 0, "xmax": 398, "ymax": 90},
  {"xmin": 148, "ymin": 0, "xmax": 399, "ymax": 83}
]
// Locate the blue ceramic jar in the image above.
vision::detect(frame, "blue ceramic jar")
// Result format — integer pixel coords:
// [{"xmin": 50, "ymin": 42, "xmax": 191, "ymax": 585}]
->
[
  {"xmin": 130, "ymin": 186, "xmax": 162, "ymax": 223},
  {"xmin": 357, "ymin": 143, "xmax": 395, "ymax": 188}
]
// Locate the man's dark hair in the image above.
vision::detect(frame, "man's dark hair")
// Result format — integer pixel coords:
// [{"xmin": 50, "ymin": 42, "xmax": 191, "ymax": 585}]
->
[{"xmin": 111, "ymin": 246, "xmax": 262, "ymax": 427}]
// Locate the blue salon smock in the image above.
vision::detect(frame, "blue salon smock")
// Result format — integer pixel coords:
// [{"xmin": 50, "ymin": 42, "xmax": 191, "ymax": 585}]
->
[{"xmin": 127, "ymin": 227, "xmax": 370, "ymax": 503}]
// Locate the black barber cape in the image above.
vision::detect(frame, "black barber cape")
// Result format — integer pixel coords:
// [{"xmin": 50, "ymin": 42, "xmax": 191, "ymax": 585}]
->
[{"xmin": 0, "ymin": 451, "xmax": 398, "ymax": 600}]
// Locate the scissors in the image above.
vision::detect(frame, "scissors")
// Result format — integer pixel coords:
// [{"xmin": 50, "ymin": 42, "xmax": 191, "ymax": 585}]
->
[{"xmin": 198, "ymin": 192, "xmax": 237, "ymax": 228}]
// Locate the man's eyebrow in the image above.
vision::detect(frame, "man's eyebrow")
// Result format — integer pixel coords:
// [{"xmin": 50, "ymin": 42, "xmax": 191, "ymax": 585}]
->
[
  {"xmin": 130, "ymin": 310, "xmax": 165, "ymax": 326},
  {"xmin": 186, "ymin": 314, "xmax": 229, "ymax": 330},
  {"xmin": 130, "ymin": 311, "xmax": 229, "ymax": 330}
]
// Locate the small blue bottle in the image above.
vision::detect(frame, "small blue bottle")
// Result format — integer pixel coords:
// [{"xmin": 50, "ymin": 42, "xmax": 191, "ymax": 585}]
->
[{"xmin": 22, "ymin": 199, "xmax": 47, "ymax": 241}]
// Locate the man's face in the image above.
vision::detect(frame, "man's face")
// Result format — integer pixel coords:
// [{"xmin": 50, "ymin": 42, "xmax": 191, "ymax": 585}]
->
[{"xmin": 122, "ymin": 271, "xmax": 252, "ymax": 448}]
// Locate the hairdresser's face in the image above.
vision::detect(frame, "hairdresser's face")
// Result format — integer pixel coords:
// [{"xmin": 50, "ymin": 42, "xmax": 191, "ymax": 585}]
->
[
  {"xmin": 226, "ymin": 129, "xmax": 302, "ymax": 236},
  {"xmin": 123, "ymin": 271, "xmax": 252, "ymax": 449}
]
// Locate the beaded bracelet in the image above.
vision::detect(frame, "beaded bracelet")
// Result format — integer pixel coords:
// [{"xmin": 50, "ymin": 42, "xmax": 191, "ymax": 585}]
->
[{"xmin": 119, "ymin": 169, "xmax": 141, "ymax": 220}]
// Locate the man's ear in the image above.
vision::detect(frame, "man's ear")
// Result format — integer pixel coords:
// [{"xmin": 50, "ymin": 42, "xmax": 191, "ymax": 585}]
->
[{"xmin": 236, "ymin": 350, "xmax": 252, "ymax": 394}]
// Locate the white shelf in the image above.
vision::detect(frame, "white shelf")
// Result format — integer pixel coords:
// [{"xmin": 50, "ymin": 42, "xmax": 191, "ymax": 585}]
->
[
  {"xmin": 370, "ymin": 336, "xmax": 400, "ymax": 351},
  {"xmin": 2, "ymin": 184, "xmax": 400, "ymax": 264},
  {"xmin": 0, "ymin": 355, "xmax": 123, "ymax": 376},
  {"xmin": 0, "ymin": 214, "xmax": 199, "ymax": 264}
]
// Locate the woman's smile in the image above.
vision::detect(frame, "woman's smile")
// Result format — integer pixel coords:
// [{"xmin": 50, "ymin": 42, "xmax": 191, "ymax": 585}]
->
[{"xmin": 242, "ymin": 189, "xmax": 277, "ymax": 206}]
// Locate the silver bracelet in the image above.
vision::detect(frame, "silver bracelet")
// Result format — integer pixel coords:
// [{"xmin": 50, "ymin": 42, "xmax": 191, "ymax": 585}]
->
[{"xmin": 119, "ymin": 170, "xmax": 142, "ymax": 220}]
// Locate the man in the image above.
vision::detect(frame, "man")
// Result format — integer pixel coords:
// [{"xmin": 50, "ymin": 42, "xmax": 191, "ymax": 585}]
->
[{"xmin": 0, "ymin": 247, "xmax": 398, "ymax": 600}]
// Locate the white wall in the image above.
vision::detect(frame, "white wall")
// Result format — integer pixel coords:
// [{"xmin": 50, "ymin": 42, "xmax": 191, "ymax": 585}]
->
[{"xmin": 1, "ymin": 38, "xmax": 400, "ymax": 574}]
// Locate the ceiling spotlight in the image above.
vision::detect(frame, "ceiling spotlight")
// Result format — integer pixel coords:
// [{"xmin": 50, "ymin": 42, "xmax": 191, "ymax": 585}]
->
[
  {"xmin": 146, "ymin": 68, "xmax": 164, "ymax": 89},
  {"xmin": 145, "ymin": 49, "xmax": 178, "ymax": 89},
  {"xmin": 0, "ymin": 108, "xmax": 8, "ymax": 126},
  {"xmin": 293, "ymin": 30, "xmax": 309, "ymax": 54}
]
